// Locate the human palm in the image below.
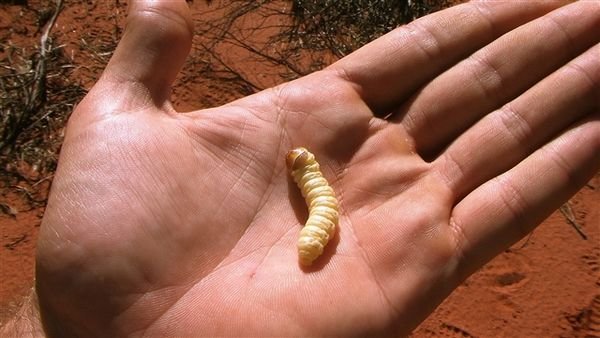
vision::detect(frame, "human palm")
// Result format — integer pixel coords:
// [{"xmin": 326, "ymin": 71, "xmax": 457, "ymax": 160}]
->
[{"xmin": 33, "ymin": 1, "xmax": 599, "ymax": 337}]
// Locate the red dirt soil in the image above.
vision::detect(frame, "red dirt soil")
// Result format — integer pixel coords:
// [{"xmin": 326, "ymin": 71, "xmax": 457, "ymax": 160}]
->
[{"xmin": 1, "ymin": 1, "xmax": 599, "ymax": 337}]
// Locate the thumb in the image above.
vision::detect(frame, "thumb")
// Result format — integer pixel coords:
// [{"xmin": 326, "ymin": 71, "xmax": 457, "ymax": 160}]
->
[{"xmin": 80, "ymin": 0, "xmax": 193, "ymax": 117}]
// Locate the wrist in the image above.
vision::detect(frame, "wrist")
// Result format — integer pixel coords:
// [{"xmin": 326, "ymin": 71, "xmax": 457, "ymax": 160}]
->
[{"xmin": 0, "ymin": 287, "xmax": 45, "ymax": 337}]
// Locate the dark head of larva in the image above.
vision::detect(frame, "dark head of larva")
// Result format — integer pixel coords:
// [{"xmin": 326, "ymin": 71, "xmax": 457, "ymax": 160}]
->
[{"xmin": 286, "ymin": 147, "xmax": 312, "ymax": 171}]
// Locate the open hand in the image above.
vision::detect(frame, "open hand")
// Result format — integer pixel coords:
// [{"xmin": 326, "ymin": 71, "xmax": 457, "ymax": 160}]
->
[{"xmin": 31, "ymin": 1, "xmax": 599, "ymax": 336}]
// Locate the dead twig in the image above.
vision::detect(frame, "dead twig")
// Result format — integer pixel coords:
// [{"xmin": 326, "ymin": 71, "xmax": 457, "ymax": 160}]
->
[
  {"xmin": 560, "ymin": 202, "xmax": 587, "ymax": 240},
  {"xmin": 0, "ymin": 202, "xmax": 19, "ymax": 218},
  {"xmin": 4, "ymin": 234, "xmax": 28, "ymax": 250},
  {"xmin": 31, "ymin": 174, "xmax": 54, "ymax": 188}
]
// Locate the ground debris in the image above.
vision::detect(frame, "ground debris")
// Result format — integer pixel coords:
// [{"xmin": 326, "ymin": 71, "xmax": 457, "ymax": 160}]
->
[
  {"xmin": 0, "ymin": 202, "xmax": 18, "ymax": 217},
  {"xmin": 560, "ymin": 202, "xmax": 587, "ymax": 240}
]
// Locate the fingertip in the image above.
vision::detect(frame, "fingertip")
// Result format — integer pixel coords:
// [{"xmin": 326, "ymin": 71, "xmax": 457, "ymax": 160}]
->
[{"xmin": 101, "ymin": 0, "xmax": 193, "ymax": 106}]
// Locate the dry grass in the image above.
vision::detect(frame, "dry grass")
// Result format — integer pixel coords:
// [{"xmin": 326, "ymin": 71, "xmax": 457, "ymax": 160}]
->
[{"xmin": 1, "ymin": 0, "xmax": 86, "ymax": 187}]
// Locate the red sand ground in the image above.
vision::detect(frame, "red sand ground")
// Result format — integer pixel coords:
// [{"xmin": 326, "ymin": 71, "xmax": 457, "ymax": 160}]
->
[{"xmin": 1, "ymin": 1, "xmax": 599, "ymax": 337}]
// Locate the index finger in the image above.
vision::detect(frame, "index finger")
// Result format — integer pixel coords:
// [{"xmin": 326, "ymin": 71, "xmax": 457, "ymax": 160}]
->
[{"xmin": 328, "ymin": 1, "xmax": 566, "ymax": 115}]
